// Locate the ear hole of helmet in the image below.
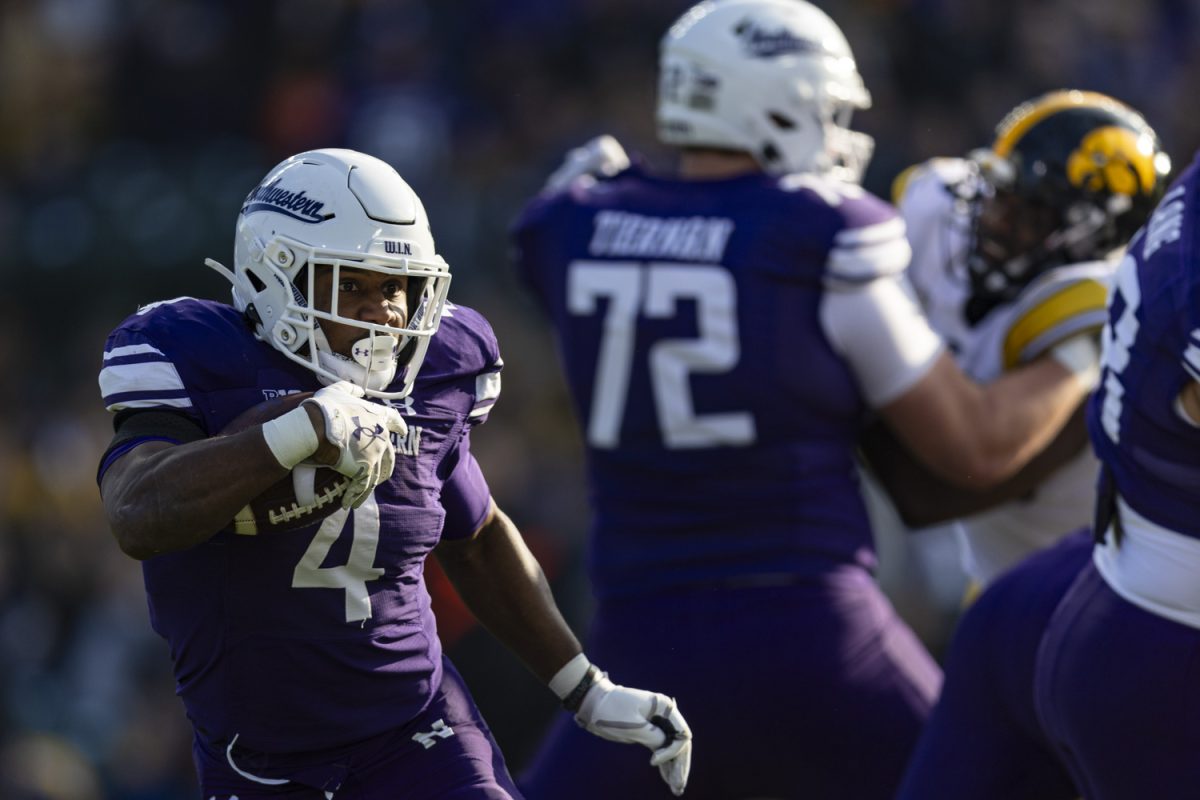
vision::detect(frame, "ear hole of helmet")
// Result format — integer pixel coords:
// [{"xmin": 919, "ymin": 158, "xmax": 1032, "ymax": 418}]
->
[{"xmin": 768, "ymin": 111, "xmax": 797, "ymax": 131}]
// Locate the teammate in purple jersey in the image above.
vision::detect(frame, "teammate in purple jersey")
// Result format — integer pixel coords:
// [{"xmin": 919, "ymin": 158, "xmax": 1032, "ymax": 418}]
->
[
  {"xmin": 511, "ymin": 2, "xmax": 1097, "ymax": 797},
  {"xmin": 895, "ymin": 529, "xmax": 1091, "ymax": 800},
  {"xmin": 1033, "ymin": 154, "xmax": 1200, "ymax": 798},
  {"xmin": 96, "ymin": 148, "xmax": 691, "ymax": 799}
]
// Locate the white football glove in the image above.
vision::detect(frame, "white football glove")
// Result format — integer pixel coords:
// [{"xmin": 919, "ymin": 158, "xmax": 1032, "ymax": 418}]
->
[
  {"xmin": 1047, "ymin": 331, "xmax": 1102, "ymax": 389},
  {"xmin": 574, "ymin": 673, "xmax": 693, "ymax": 796},
  {"xmin": 302, "ymin": 381, "xmax": 407, "ymax": 508},
  {"xmin": 544, "ymin": 134, "xmax": 631, "ymax": 192}
]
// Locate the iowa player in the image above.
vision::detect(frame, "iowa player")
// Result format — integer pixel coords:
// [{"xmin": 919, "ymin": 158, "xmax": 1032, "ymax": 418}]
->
[{"xmin": 893, "ymin": 90, "xmax": 1170, "ymax": 587}]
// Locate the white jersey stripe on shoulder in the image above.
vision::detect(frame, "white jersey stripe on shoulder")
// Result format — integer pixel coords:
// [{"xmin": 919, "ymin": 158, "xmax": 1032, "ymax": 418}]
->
[
  {"xmin": 1183, "ymin": 344, "xmax": 1200, "ymax": 379},
  {"xmin": 473, "ymin": 369, "xmax": 502, "ymax": 412},
  {"xmin": 469, "ymin": 402, "xmax": 495, "ymax": 419},
  {"xmin": 832, "ymin": 217, "xmax": 907, "ymax": 247},
  {"xmin": 826, "ymin": 238, "xmax": 912, "ymax": 282},
  {"xmin": 104, "ymin": 342, "xmax": 166, "ymax": 361},
  {"xmin": 100, "ymin": 361, "xmax": 187, "ymax": 399},
  {"xmin": 105, "ymin": 396, "xmax": 194, "ymax": 412}
]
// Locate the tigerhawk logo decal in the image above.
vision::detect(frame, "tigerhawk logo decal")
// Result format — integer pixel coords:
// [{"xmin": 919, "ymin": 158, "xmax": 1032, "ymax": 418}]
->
[{"xmin": 1066, "ymin": 127, "xmax": 1157, "ymax": 196}]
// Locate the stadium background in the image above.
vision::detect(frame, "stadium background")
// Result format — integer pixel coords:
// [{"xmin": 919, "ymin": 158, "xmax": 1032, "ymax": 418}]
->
[{"xmin": 0, "ymin": 0, "xmax": 1195, "ymax": 795}]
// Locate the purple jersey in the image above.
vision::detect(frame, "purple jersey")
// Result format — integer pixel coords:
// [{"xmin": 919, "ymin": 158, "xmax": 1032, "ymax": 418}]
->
[
  {"xmin": 1032, "ymin": 154, "xmax": 1200, "ymax": 800},
  {"xmin": 97, "ymin": 297, "xmax": 502, "ymax": 753},
  {"xmin": 897, "ymin": 531, "xmax": 1089, "ymax": 800},
  {"xmin": 1088, "ymin": 155, "xmax": 1200, "ymax": 538},
  {"xmin": 513, "ymin": 166, "xmax": 907, "ymax": 597}
]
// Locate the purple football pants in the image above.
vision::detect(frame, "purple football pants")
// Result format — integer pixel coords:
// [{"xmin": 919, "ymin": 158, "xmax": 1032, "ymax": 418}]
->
[
  {"xmin": 1035, "ymin": 554, "xmax": 1200, "ymax": 799},
  {"xmin": 521, "ymin": 564, "xmax": 941, "ymax": 799},
  {"xmin": 193, "ymin": 657, "xmax": 522, "ymax": 800},
  {"xmin": 896, "ymin": 529, "xmax": 1090, "ymax": 800}
]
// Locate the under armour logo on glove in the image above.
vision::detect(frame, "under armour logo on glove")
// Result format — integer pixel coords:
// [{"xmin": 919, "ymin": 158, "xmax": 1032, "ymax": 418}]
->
[
  {"xmin": 303, "ymin": 381, "xmax": 408, "ymax": 508},
  {"xmin": 412, "ymin": 719, "xmax": 455, "ymax": 750},
  {"xmin": 350, "ymin": 416, "xmax": 386, "ymax": 444}
]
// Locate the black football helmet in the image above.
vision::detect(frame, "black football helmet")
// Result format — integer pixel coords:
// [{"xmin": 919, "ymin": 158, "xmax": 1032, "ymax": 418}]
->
[{"xmin": 964, "ymin": 90, "xmax": 1171, "ymax": 324}]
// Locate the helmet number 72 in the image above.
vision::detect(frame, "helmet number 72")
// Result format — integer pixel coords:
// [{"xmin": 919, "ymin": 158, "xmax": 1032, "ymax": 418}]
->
[{"xmin": 567, "ymin": 260, "xmax": 756, "ymax": 450}]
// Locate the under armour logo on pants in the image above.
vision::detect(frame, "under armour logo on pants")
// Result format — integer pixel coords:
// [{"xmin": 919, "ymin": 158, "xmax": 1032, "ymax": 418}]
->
[{"xmin": 412, "ymin": 719, "xmax": 455, "ymax": 749}]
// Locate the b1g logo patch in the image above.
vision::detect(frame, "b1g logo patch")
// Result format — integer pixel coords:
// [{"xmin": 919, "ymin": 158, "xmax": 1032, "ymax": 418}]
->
[{"xmin": 262, "ymin": 388, "xmax": 305, "ymax": 401}]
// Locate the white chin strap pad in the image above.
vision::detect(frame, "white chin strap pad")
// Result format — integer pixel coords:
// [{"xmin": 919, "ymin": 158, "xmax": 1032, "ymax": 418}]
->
[
  {"xmin": 352, "ymin": 332, "xmax": 400, "ymax": 373},
  {"xmin": 313, "ymin": 328, "xmax": 400, "ymax": 392}
]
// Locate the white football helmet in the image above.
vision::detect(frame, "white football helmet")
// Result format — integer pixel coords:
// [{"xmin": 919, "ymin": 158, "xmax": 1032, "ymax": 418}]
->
[
  {"xmin": 657, "ymin": 0, "xmax": 873, "ymax": 182},
  {"xmin": 207, "ymin": 148, "xmax": 451, "ymax": 399}
]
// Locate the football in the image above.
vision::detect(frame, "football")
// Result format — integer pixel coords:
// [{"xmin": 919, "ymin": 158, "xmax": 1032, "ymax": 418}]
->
[{"xmin": 221, "ymin": 392, "xmax": 350, "ymax": 535}]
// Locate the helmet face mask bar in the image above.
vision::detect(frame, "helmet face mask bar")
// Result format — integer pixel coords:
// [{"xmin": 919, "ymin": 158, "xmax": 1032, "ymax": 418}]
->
[
  {"xmin": 206, "ymin": 148, "xmax": 452, "ymax": 399},
  {"xmin": 245, "ymin": 235, "xmax": 450, "ymax": 396},
  {"xmin": 963, "ymin": 91, "xmax": 1171, "ymax": 325}
]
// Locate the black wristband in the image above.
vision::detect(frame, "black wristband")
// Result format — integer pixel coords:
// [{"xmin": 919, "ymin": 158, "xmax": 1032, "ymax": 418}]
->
[{"xmin": 562, "ymin": 664, "xmax": 602, "ymax": 713}]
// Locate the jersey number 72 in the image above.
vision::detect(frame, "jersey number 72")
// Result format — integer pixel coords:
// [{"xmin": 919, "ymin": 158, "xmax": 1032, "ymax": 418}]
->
[{"xmin": 567, "ymin": 260, "xmax": 756, "ymax": 450}]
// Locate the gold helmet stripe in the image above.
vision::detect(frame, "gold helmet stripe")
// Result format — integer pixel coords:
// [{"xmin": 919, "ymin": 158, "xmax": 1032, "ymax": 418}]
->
[{"xmin": 993, "ymin": 90, "xmax": 1131, "ymax": 158}]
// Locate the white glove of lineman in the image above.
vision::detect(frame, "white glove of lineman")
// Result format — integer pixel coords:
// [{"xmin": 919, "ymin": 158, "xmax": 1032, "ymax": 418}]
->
[
  {"xmin": 1047, "ymin": 331, "xmax": 1102, "ymax": 390},
  {"xmin": 543, "ymin": 134, "xmax": 631, "ymax": 192},
  {"xmin": 301, "ymin": 381, "xmax": 407, "ymax": 509},
  {"xmin": 553, "ymin": 655, "xmax": 692, "ymax": 796}
]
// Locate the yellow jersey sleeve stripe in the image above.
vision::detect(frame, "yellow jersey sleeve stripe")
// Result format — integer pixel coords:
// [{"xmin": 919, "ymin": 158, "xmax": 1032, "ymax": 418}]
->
[
  {"xmin": 891, "ymin": 163, "xmax": 922, "ymax": 205},
  {"xmin": 1003, "ymin": 279, "xmax": 1108, "ymax": 369}
]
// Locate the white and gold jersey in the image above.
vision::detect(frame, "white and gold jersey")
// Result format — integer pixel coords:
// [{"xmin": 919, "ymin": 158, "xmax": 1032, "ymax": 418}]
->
[{"xmin": 895, "ymin": 157, "xmax": 1112, "ymax": 585}]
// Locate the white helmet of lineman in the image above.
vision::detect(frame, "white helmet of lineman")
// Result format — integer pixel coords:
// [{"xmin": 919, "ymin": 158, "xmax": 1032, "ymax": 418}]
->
[
  {"xmin": 657, "ymin": 0, "xmax": 874, "ymax": 183},
  {"xmin": 207, "ymin": 148, "xmax": 451, "ymax": 399}
]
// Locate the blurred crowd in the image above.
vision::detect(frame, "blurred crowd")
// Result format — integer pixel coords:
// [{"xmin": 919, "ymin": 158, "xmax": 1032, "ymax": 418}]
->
[{"xmin": 0, "ymin": 0, "xmax": 1197, "ymax": 796}]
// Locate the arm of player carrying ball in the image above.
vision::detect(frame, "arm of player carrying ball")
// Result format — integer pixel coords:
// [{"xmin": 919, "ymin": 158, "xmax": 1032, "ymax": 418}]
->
[
  {"xmin": 433, "ymin": 504, "xmax": 692, "ymax": 796},
  {"xmin": 100, "ymin": 430, "xmax": 295, "ymax": 560},
  {"xmin": 100, "ymin": 382, "xmax": 403, "ymax": 559}
]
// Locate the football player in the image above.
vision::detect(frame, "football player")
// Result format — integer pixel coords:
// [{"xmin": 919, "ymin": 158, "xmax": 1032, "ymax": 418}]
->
[
  {"xmin": 96, "ymin": 149, "xmax": 691, "ymax": 800},
  {"xmin": 892, "ymin": 90, "xmax": 1170, "ymax": 587},
  {"xmin": 896, "ymin": 528, "xmax": 1093, "ymax": 800},
  {"xmin": 1034, "ymin": 152, "xmax": 1200, "ymax": 797},
  {"xmin": 892, "ymin": 93, "xmax": 1171, "ymax": 800},
  {"xmin": 510, "ymin": 2, "xmax": 1097, "ymax": 797}
]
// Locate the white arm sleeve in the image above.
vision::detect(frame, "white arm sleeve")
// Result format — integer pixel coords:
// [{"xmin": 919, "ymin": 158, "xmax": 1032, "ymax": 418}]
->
[{"xmin": 820, "ymin": 274, "xmax": 946, "ymax": 408}]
